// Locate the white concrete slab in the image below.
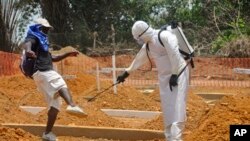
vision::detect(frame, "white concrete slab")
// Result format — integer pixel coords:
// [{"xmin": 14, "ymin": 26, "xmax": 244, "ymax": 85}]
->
[
  {"xmin": 196, "ymin": 93, "xmax": 234, "ymax": 100},
  {"xmin": 19, "ymin": 106, "xmax": 46, "ymax": 115},
  {"xmin": 233, "ymin": 68, "xmax": 250, "ymax": 74},
  {"xmin": 139, "ymin": 89, "xmax": 155, "ymax": 94},
  {"xmin": 101, "ymin": 109, "xmax": 162, "ymax": 119}
]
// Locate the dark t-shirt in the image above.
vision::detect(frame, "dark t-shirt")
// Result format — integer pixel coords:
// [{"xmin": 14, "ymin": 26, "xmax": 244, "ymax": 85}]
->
[{"xmin": 25, "ymin": 35, "xmax": 53, "ymax": 73}]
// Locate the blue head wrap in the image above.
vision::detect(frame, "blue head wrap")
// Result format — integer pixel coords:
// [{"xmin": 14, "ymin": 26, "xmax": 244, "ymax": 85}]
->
[{"xmin": 26, "ymin": 24, "xmax": 49, "ymax": 52}]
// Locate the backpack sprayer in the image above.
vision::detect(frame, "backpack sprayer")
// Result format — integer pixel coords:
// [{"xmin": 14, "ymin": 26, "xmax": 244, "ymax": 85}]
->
[{"xmin": 158, "ymin": 21, "xmax": 195, "ymax": 78}]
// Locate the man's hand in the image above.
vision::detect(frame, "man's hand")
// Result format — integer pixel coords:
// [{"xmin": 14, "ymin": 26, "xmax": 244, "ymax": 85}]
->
[
  {"xmin": 169, "ymin": 74, "xmax": 178, "ymax": 91},
  {"xmin": 117, "ymin": 71, "xmax": 129, "ymax": 83},
  {"xmin": 26, "ymin": 50, "xmax": 37, "ymax": 58},
  {"xmin": 68, "ymin": 51, "xmax": 79, "ymax": 57}
]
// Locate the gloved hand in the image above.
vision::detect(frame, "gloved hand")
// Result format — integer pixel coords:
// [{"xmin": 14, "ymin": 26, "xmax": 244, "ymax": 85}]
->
[
  {"xmin": 117, "ymin": 71, "xmax": 129, "ymax": 83},
  {"xmin": 169, "ymin": 74, "xmax": 178, "ymax": 91},
  {"xmin": 170, "ymin": 21, "xmax": 178, "ymax": 29}
]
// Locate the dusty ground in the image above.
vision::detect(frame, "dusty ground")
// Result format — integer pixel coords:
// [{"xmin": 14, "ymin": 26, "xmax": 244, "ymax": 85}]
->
[
  {"xmin": 0, "ymin": 47, "xmax": 249, "ymax": 140},
  {"xmin": 0, "ymin": 73, "xmax": 249, "ymax": 141},
  {"xmin": 0, "ymin": 125, "xmax": 40, "ymax": 141}
]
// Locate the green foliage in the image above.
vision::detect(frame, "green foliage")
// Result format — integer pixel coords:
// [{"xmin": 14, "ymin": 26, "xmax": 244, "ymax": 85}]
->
[
  {"xmin": 65, "ymin": 0, "xmax": 170, "ymax": 46},
  {"xmin": 211, "ymin": 27, "xmax": 244, "ymax": 54},
  {"xmin": 212, "ymin": 35, "xmax": 233, "ymax": 54},
  {"xmin": 0, "ymin": 0, "xmax": 39, "ymax": 52},
  {"xmin": 27, "ymin": 0, "xmax": 250, "ymax": 55},
  {"xmin": 16, "ymin": 0, "xmax": 39, "ymax": 42},
  {"xmin": 208, "ymin": 0, "xmax": 250, "ymax": 54}
]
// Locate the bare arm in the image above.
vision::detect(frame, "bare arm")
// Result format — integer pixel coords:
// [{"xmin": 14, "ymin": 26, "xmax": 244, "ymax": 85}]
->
[
  {"xmin": 52, "ymin": 51, "xmax": 79, "ymax": 62},
  {"xmin": 20, "ymin": 38, "xmax": 37, "ymax": 58}
]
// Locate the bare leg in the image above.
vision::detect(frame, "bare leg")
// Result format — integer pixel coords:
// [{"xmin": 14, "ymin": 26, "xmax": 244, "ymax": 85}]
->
[
  {"xmin": 58, "ymin": 88, "xmax": 86, "ymax": 116},
  {"xmin": 58, "ymin": 88, "xmax": 75, "ymax": 106},
  {"xmin": 45, "ymin": 106, "xmax": 59, "ymax": 134}
]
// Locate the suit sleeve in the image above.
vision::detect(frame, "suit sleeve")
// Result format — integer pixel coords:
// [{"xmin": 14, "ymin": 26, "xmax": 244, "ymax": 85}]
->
[{"xmin": 125, "ymin": 44, "xmax": 149, "ymax": 73}]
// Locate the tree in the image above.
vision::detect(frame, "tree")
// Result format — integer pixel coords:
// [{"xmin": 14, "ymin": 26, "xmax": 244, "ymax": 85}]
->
[
  {"xmin": 68, "ymin": 0, "xmax": 168, "ymax": 44},
  {"xmin": 157, "ymin": 0, "xmax": 250, "ymax": 55},
  {"xmin": 39, "ymin": 0, "xmax": 90, "ymax": 51},
  {"xmin": 37, "ymin": 0, "xmax": 250, "ymax": 56},
  {"xmin": 205, "ymin": 0, "xmax": 250, "ymax": 54},
  {"xmin": 40, "ymin": 0, "xmax": 176, "ymax": 50},
  {"xmin": 0, "ymin": 0, "xmax": 39, "ymax": 52}
]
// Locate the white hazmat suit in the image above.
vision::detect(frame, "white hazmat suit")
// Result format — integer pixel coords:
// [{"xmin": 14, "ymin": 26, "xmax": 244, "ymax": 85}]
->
[{"xmin": 125, "ymin": 21, "xmax": 189, "ymax": 141}]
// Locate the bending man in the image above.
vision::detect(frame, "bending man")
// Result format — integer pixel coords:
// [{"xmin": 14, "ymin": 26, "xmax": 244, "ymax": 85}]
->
[{"xmin": 117, "ymin": 21, "xmax": 189, "ymax": 141}]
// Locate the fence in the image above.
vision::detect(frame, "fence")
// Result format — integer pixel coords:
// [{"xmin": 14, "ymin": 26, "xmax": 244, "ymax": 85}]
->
[
  {"xmin": 0, "ymin": 51, "xmax": 21, "ymax": 76},
  {"xmin": 0, "ymin": 51, "xmax": 249, "ymax": 88}
]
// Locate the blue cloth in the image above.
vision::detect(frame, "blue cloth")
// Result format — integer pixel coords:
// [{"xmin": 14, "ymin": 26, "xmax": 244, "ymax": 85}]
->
[{"xmin": 26, "ymin": 24, "xmax": 49, "ymax": 52}]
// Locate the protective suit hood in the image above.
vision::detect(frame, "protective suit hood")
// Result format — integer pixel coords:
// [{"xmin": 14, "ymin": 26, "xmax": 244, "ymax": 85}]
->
[{"xmin": 132, "ymin": 21, "xmax": 154, "ymax": 42}]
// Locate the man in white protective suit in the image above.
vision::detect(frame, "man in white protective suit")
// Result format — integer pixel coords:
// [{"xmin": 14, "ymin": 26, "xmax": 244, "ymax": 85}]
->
[{"xmin": 116, "ymin": 21, "xmax": 189, "ymax": 141}]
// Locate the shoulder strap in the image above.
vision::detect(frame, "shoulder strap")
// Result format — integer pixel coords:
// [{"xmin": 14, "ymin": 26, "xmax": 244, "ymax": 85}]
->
[
  {"xmin": 146, "ymin": 43, "xmax": 150, "ymax": 51},
  {"xmin": 158, "ymin": 30, "xmax": 164, "ymax": 47},
  {"xmin": 158, "ymin": 30, "xmax": 194, "ymax": 68},
  {"xmin": 146, "ymin": 43, "xmax": 152, "ymax": 71},
  {"xmin": 158, "ymin": 30, "xmax": 191, "ymax": 59}
]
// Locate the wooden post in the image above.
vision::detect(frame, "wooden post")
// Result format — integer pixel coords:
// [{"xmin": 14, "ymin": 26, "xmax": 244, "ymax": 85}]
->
[
  {"xmin": 111, "ymin": 24, "xmax": 117, "ymax": 94},
  {"xmin": 93, "ymin": 31, "xmax": 98, "ymax": 49},
  {"xmin": 112, "ymin": 55, "xmax": 117, "ymax": 94},
  {"xmin": 96, "ymin": 63, "xmax": 100, "ymax": 91},
  {"xmin": 111, "ymin": 24, "xmax": 116, "ymax": 53}
]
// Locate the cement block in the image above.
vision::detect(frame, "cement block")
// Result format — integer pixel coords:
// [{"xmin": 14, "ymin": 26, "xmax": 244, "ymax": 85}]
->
[
  {"xmin": 233, "ymin": 68, "xmax": 250, "ymax": 74},
  {"xmin": 101, "ymin": 109, "xmax": 162, "ymax": 119},
  {"xmin": 19, "ymin": 106, "xmax": 46, "ymax": 115},
  {"xmin": 2, "ymin": 123, "xmax": 164, "ymax": 140},
  {"xmin": 196, "ymin": 93, "xmax": 234, "ymax": 100}
]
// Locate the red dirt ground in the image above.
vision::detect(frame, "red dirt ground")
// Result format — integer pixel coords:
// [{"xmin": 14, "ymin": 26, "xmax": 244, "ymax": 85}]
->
[
  {"xmin": 0, "ymin": 47, "xmax": 249, "ymax": 140},
  {"xmin": 0, "ymin": 125, "xmax": 40, "ymax": 141},
  {"xmin": 0, "ymin": 73, "xmax": 249, "ymax": 141}
]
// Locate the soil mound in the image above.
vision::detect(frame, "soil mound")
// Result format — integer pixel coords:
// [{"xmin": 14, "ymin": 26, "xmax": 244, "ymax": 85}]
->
[
  {"xmin": 0, "ymin": 72, "xmax": 249, "ymax": 141},
  {"xmin": 0, "ymin": 125, "xmax": 40, "ymax": 141},
  {"xmin": 0, "ymin": 91, "xmax": 39, "ymax": 124},
  {"xmin": 140, "ymin": 89, "xmax": 209, "ymax": 131},
  {"xmin": 51, "ymin": 46, "xmax": 98, "ymax": 74},
  {"xmin": 0, "ymin": 73, "xmax": 161, "ymax": 129},
  {"xmin": 186, "ymin": 93, "xmax": 250, "ymax": 141}
]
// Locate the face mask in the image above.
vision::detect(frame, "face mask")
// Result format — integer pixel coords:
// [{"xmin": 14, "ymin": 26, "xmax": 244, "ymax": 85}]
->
[
  {"xmin": 136, "ymin": 38, "xmax": 144, "ymax": 45},
  {"xmin": 39, "ymin": 26, "xmax": 50, "ymax": 35}
]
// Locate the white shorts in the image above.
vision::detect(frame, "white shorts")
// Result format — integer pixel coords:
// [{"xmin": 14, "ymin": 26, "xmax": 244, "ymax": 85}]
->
[{"xmin": 33, "ymin": 70, "xmax": 67, "ymax": 110}]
